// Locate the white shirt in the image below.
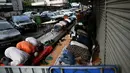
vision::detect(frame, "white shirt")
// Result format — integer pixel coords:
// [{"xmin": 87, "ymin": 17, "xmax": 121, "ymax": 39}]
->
[
  {"xmin": 4, "ymin": 47, "xmax": 30, "ymax": 66},
  {"xmin": 65, "ymin": 19, "xmax": 71, "ymax": 23},
  {"xmin": 59, "ymin": 21, "xmax": 67, "ymax": 26},
  {"xmin": 55, "ymin": 23, "xmax": 64, "ymax": 26},
  {"xmin": 70, "ymin": 41, "xmax": 88, "ymax": 49}
]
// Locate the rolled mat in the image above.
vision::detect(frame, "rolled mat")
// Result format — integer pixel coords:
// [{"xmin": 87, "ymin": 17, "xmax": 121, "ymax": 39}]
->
[{"xmin": 32, "ymin": 46, "xmax": 53, "ymax": 65}]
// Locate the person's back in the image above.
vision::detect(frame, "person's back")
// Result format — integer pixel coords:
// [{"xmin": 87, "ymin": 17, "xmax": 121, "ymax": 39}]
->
[
  {"xmin": 16, "ymin": 41, "xmax": 36, "ymax": 54},
  {"xmin": 4, "ymin": 47, "xmax": 29, "ymax": 66},
  {"xmin": 25, "ymin": 37, "xmax": 44, "ymax": 52}
]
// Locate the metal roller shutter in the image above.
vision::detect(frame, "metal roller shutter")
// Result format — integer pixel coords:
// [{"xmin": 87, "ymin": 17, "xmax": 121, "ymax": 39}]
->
[
  {"xmin": 96, "ymin": 0, "xmax": 130, "ymax": 73},
  {"xmin": 96, "ymin": 0, "xmax": 106, "ymax": 64}
]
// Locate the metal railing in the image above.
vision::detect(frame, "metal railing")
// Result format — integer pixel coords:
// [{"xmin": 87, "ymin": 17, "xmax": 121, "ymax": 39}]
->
[
  {"xmin": 0, "ymin": 66, "xmax": 49, "ymax": 73},
  {"xmin": 0, "ymin": 65, "xmax": 118, "ymax": 73}
]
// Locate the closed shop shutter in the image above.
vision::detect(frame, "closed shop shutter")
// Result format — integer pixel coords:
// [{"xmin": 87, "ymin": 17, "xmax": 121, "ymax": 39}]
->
[
  {"xmin": 96, "ymin": 0, "xmax": 106, "ymax": 64},
  {"xmin": 96, "ymin": 0, "xmax": 130, "ymax": 73}
]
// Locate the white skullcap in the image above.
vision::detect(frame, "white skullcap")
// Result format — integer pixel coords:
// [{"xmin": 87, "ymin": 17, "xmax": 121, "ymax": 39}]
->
[{"xmin": 25, "ymin": 37, "xmax": 38, "ymax": 46}]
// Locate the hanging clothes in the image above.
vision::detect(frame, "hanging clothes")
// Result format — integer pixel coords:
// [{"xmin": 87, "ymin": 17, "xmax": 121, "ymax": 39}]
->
[
  {"xmin": 16, "ymin": 41, "xmax": 36, "ymax": 54},
  {"xmin": 4, "ymin": 47, "xmax": 30, "ymax": 66}
]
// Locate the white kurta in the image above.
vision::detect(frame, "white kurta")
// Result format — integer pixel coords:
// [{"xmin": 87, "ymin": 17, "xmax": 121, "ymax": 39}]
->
[{"xmin": 4, "ymin": 47, "xmax": 30, "ymax": 66}]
